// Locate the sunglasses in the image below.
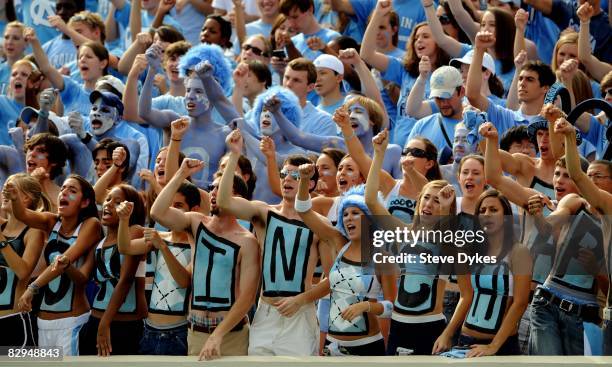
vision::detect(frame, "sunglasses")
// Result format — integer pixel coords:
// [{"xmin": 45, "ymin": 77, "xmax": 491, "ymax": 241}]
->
[
  {"xmin": 280, "ymin": 169, "xmax": 300, "ymax": 180},
  {"xmin": 402, "ymin": 147, "xmax": 432, "ymax": 159},
  {"xmin": 438, "ymin": 14, "xmax": 452, "ymax": 25},
  {"xmin": 605, "ymin": 88, "xmax": 612, "ymax": 96},
  {"xmin": 243, "ymin": 44, "xmax": 266, "ymax": 57}
]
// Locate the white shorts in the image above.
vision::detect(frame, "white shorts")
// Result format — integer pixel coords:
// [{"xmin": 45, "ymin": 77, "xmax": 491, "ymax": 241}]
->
[
  {"xmin": 248, "ymin": 301, "xmax": 319, "ymax": 356},
  {"xmin": 37, "ymin": 311, "xmax": 90, "ymax": 356}
]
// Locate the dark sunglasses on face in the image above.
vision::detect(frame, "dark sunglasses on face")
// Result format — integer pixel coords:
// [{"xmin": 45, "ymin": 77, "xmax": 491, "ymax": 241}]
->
[
  {"xmin": 280, "ymin": 169, "xmax": 300, "ymax": 180},
  {"xmin": 438, "ymin": 14, "xmax": 452, "ymax": 25},
  {"xmin": 402, "ymin": 147, "xmax": 432, "ymax": 159},
  {"xmin": 605, "ymin": 88, "xmax": 612, "ymax": 96},
  {"xmin": 243, "ymin": 44, "xmax": 265, "ymax": 56}
]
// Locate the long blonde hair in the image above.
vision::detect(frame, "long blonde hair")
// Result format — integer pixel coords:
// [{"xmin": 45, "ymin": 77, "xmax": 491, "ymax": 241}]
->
[
  {"xmin": 6, "ymin": 173, "xmax": 52, "ymax": 212},
  {"xmin": 412, "ymin": 180, "xmax": 456, "ymax": 228}
]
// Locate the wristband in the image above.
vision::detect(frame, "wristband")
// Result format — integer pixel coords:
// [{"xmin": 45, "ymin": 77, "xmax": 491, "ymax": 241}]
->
[
  {"xmin": 294, "ymin": 197, "xmax": 312, "ymax": 213},
  {"xmin": 171, "ymin": 138, "xmax": 182, "ymax": 142},
  {"xmin": 80, "ymin": 132, "xmax": 93, "ymax": 144},
  {"xmin": 379, "ymin": 300, "xmax": 393, "ymax": 318},
  {"xmin": 27, "ymin": 283, "xmax": 40, "ymax": 295},
  {"xmin": 343, "ymin": 130, "xmax": 356, "ymax": 140}
]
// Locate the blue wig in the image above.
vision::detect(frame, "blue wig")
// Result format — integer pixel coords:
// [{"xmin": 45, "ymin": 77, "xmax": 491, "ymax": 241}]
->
[
  {"xmin": 251, "ymin": 86, "xmax": 302, "ymax": 134},
  {"xmin": 335, "ymin": 185, "xmax": 376, "ymax": 239},
  {"xmin": 179, "ymin": 44, "xmax": 232, "ymax": 93}
]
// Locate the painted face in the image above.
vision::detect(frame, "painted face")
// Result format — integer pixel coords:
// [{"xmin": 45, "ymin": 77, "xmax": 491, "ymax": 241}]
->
[
  {"xmin": 459, "ymin": 158, "xmax": 485, "ymax": 199},
  {"xmin": 3, "ymin": 26, "xmax": 26, "ymax": 59},
  {"xmin": 348, "ymin": 103, "xmax": 370, "ymax": 137},
  {"xmin": 89, "ymin": 98, "xmax": 118, "ymax": 136},
  {"xmin": 94, "ymin": 149, "xmax": 112, "ymax": 178},
  {"xmin": 58, "ymin": 178, "xmax": 86, "ymax": 218},
  {"xmin": 101, "ymin": 187, "xmax": 126, "ymax": 226},
  {"xmin": 587, "ymin": 163, "xmax": 612, "ymax": 194},
  {"xmin": 316, "ymin": 154, "xmax": 338, "ymax": 195},
  {"xmin": 553, "ymin": 165, "xmax": 579, "ymax": 201},
  {"xmin": 184, "ymin": 77, "xmax": 210, "ymax": 117},
  {"xmin": 336, "ymin": 156, "xmax": 364, "ymax": 193},
  {"xmin": 260, "ymin": 108, "xmax": 279, "ymax": 136},
  {"xmin": 342, "ymin": 206, "xmax": 363, "ymax": 240},
  {"xmin": 453, "ymin": 126, "xmax": 476, "ymax": 161},
  {"xmin": 25, "ymin": 144, "xmax": 51, "ymax": 175},
  {"xmin": 478, "ymin": 196, "xmax": 505, "ymax": 235}
]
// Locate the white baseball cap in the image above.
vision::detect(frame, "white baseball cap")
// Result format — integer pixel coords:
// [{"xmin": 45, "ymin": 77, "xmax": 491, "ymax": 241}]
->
[
  {"xmin": 430, "ymin": 66, "xmax": 464, "ymax": 99},
  {"xmin": 450, "ymin": 49, "xmax": 496, "ymax": 75},
  {"xmin": 313, "ymin": 54, "xmax": 344, "ymax": 75},
  {"xmin": 95, "ymin": 75, "xmax": 126, "ymax": 98}
]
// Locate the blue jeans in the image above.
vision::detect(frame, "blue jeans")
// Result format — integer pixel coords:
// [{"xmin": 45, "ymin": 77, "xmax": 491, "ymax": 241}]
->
[
  {"xmin": 139, "ymin": 322, "xmax": 188, "ymax": 355},
  {"xmin": 603, "ymin": 320, "xmax": 612, "ymax": 355},
  {"xmin": 528, "ymin": 293, "xmax": 584, "ymax": 355}
]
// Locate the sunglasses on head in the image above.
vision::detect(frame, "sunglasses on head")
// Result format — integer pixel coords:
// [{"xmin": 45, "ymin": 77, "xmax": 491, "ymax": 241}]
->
[
  {"xmin": 243, "ymin": 44, "xmax": 265, "ymax": 56},
  {"xmin": 402, "ymin": 147, "xmax": 431, "ymax": 159},
  {"xmin": 207, "ymin": 184, "xmax": 218, "ymax": 192},
  {"xmin": 280, "ymin": 169, "xmax": 300, "ymax": 180},
  {"xmin": 438, "ymin": 14, "xmax": 452, "ymax": 25}
]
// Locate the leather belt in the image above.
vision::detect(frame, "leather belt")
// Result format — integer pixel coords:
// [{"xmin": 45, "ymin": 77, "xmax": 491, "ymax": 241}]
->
[
  {"xmin": 535, "ymin": 288, "xmax": 600, "ymax": 323},
  {"xmin": 188, "ymin": 317, "xmax": 247, "ymax": 334}
]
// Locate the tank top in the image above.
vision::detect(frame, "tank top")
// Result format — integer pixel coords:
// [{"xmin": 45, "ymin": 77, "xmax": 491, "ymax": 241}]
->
[
  {"xmin": 93, "ymin": 239, "xmax": 141, "ymax": 314},
  {"xmin": 328, "ymin": 243, "xmax": 382, "ymax": 335},
  {"xmin": 465, "ymin": 255, "xmax": 513, "ymax": 334},
  {"xmin": 262, "ymin": 211, "xmax": 314, "ymax": 297},
  {"xmin": 313, "ymin": 197, "xmax": 342, "ymax": 279},
  {"xmin": 191, "ymin": 223, "xmax": 240, "ymax": 312},
  {"xmin": 544, "ymin": 206, "xmax": 605, "ymax": 303},
  {"xmin": 40, "ymin": 221, "xmax": 84, "ymax": 313},
  {"xmin": 394, "ymin": 241, "xmax": 448, "ymax": 316},
  {"xmin": 383, "ymin": 181, "xmax": 416, "ymax": 224},
  {"xmin": 0, "ymin": 225, "xmax": 29, "ymax": 310},
  {"xmin": 149, "ymin": 240, "xmax": 191, "ymax": 315}
]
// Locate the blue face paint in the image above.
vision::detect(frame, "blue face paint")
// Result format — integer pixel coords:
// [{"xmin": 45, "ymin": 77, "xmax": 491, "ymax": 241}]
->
[
  {"xmin": 90, "ymin": 98, "xmax": 119, "ymax": 136},
  {"xmin": 260, "ymin": 109, "xmax": 279, "ymax": 136},
  {"xmin": 453, "ymin": 126, "xmax": 476, "ymax": 162},
  {"xmin": 348, "ymin": 103, "xmax": 370, "ymax": 137},
  {"xmin": 67, "ymin": 194, "xmax": 77, "ymax": 201},
  {"xmin": 184, "ymin": 77, "xmax": 211, "ymax": 117}
]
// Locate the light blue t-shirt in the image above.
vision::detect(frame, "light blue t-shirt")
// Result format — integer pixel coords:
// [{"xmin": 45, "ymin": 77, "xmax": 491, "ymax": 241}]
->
[
  {"xmin": 87, "ymin": 0, "xmax": 112, "ymax": 20},
  {"xmin": 317, "ymin": 97, "xmax": 345, "ymax": 117},
  {"xmin": 246, "ymin": 19, "xmax": 273, "ymax": 38},
  {"xmin": 170, "ymin": 3, "xmax": 206, "ymax": 46},
  {"xmin": 349, "ymin": 0, "xmax": 426, "ymax": 50},
  {"xmin": 0, "ymin": 96, "xmax": 23, "ymax": 145},
  {"xmin": 42, "ymin": 35, "xmax": 77, "ymax": 69},
  {"xmin": 291, "ymin": 28, "xmax": 341, "ymax": 61},
  {"xmin": 0, "ymin": 62, "xmax": 11, "ymax": 95},
  {"xmin": 583, "ymin": 116, "xmax": 609, "ymax": 159},
  {"xmin": 524, "ymin": 6, "xmax": 560, "ymax": 65},
  {"xmin": 15, "ymin": 0, "xmax": 59, "ymax": 44},
  {"xmin": 407, "ymin": 113, "xmax": 461, "ymax": 152},
  {"xmin": 60, "ymin": 75, "xmax": 93, "ymax": 118},
  {"xmin": 486, "ymin": 102, "xmax": 533, "ymax": 132},
  {"xmin": 302, "ymin": 101, "xmax": 337, "ymax": 137},
  {"xmin": 494, "ymin": 59, "xmax": 515, "ymax": 95}
]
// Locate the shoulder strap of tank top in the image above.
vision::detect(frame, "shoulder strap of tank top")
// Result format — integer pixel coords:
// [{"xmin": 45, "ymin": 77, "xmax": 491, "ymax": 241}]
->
[
  {"xmin": 96, "ymin": 236, "xmax": 107, "ymax": 250},
  {"xmin": 51, "ymin": 220, "xmax": 62, "ymax": 233},
  {"xmin": 383, "ymin": 180, "xmax": 402, "ymax": 206},
  {"xmin": 335, "ymin": 242, "xmax": 351, "ymax": 263}
]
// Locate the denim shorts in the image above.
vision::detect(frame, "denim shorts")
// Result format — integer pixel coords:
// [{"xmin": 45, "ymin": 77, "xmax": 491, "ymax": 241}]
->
[{"xmin": 139, "ymin": 322, "xmax": 188, "ymax": 356}]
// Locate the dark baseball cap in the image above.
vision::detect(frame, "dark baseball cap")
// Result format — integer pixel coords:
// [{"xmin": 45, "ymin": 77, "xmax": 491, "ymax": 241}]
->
[{"xmin": 89, "ymin": 90, "xmax": 124, "ymax": 116}]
